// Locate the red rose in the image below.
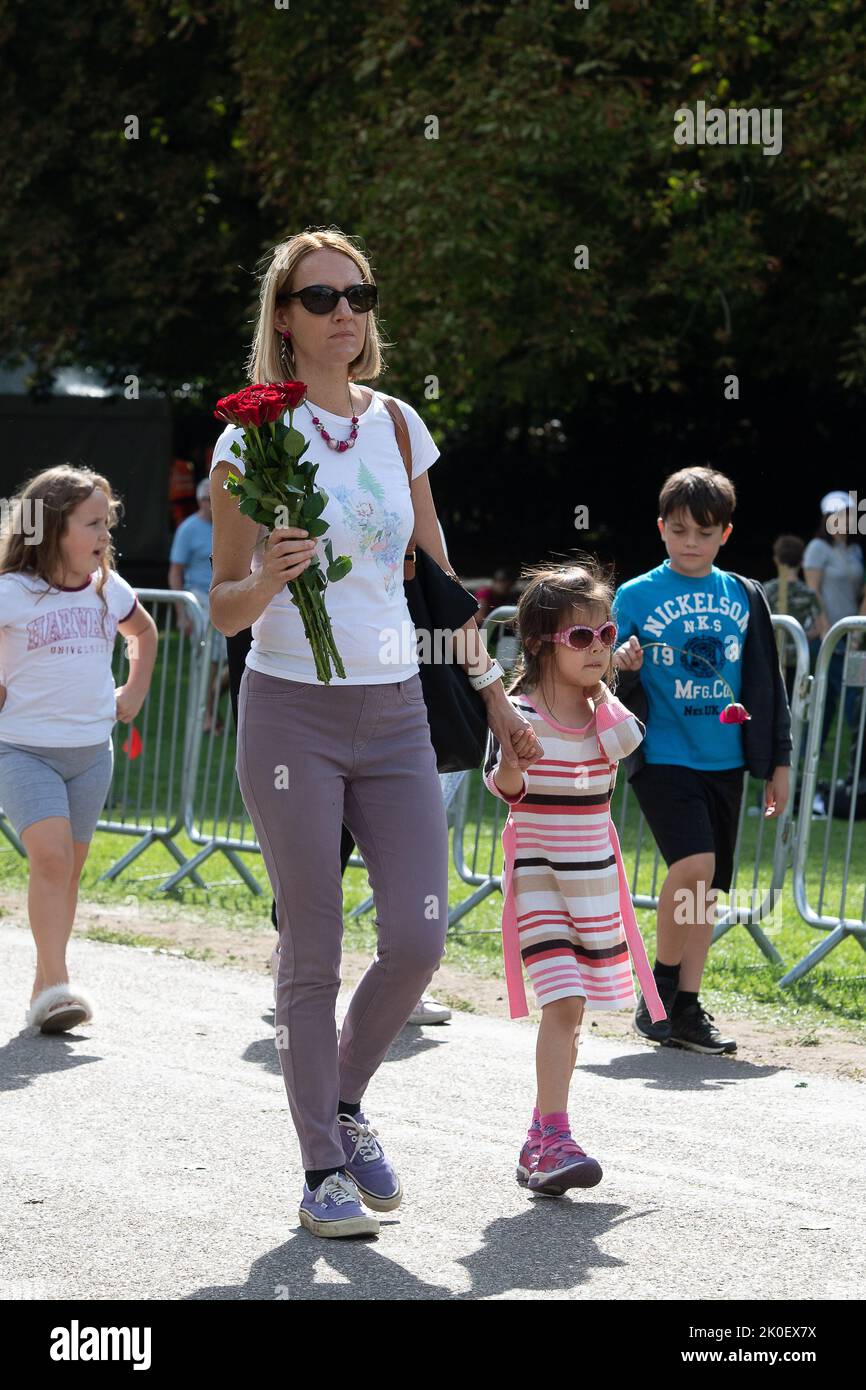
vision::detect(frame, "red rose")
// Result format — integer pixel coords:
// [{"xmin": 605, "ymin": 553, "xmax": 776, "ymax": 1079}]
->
[
  {"xmin": 275, "ymin": 380, "xmax": 307, "ymax": 410},
  {"xmin": 719, "ymin": 702, "xmax": 750, "ymax": 724},
  {"xmin": 214, "ymin": 380, "xmax": 307, "ymax": 427}
]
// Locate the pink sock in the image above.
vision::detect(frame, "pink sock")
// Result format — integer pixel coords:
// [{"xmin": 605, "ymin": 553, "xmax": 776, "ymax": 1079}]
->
[
  {"xmin": 540, "ymin": 1111, "xmax": 571, "ymax": 1152},
  {"xmin": 527, "ymin": 1106, "xmax": 542, "ymax": 1143}
]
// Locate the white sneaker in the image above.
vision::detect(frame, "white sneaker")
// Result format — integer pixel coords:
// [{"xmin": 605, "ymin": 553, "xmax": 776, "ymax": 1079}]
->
[
  {"xmin": 812, "ymin": 792, "xmax": 828, "ymax": 818},
  {"xmin": 407, "ymin": 994, "xmax": 451, "ymax": 1025}
]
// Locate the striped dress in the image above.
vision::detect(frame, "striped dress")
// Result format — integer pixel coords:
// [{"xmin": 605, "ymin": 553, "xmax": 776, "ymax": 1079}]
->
[{"xmin": 483, "ymin": 690, "xmax": 666, "ymax": 1023}]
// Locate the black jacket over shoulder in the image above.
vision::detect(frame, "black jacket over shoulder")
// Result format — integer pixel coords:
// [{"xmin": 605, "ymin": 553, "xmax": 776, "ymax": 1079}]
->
[{"xmin": 614, "ymin": 571, "xmax": 793, "ymax": 783}]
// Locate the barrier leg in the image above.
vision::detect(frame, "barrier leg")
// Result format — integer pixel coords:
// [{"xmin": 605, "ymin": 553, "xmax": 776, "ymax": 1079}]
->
[
  {"xmin": 743, "ymin": 919, "xmax": 785, "ymax": 965},
  {"xmin": 100, "ymin": 831, "xmax": 209, "ymax": 890},
  {"xmin": 779, "ymin": 924, "xmax": 853, "ymax": 986}
]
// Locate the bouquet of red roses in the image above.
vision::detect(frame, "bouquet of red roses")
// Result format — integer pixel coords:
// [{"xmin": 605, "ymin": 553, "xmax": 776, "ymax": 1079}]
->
[{"xmin": 214, "ymin": 380, "xmax": 352, "ymax": 682}]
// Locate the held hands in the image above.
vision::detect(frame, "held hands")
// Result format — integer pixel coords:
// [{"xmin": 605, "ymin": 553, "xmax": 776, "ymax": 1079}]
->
[
  {"xmin": 764, "ymin": 766, "xmax": 790, "ymax": 819},
  {"xmin": 487, "ymin": 700, "xmax": 545, "ymax": 770},
  {"xmin": 613, "ymin": 635, "xmax": 643, "ymax": 672}
]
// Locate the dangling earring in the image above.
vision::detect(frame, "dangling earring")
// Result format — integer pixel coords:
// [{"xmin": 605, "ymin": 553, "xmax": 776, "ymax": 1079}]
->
[{"xmin": 280, "ymin": 329, "xmax": 293, "ymax": 375}]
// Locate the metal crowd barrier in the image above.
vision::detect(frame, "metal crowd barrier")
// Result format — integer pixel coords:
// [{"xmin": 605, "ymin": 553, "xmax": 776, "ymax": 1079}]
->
[
  {"xmin": 159, "ymin": 630, "xmax": 263, "ymax": 897},
  {"xmin": 617, "ymin": 613, "xmax": 810, "ymax": 963},
  {"xmin": 96, "ymin": 590, "xmax": 211, "ymax": 886},
  {"xmin": 782, "ymin": 614, "xmax": 866, "ymax": 984},
  {"xmin": 0, "ymin": 589, "xmax": 213, "ymax": 882}
]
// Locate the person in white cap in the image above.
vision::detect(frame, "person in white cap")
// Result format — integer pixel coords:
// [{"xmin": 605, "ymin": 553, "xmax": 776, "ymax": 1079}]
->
[{"xmin": 803, "ymin": 491, "xmax": 864, "ymax": 788}]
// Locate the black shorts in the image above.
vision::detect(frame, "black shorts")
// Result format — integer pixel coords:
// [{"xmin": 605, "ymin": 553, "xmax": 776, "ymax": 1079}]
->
[{"xmin": 629, "ymin": 763, "xmax": 745, "ymax": 892}]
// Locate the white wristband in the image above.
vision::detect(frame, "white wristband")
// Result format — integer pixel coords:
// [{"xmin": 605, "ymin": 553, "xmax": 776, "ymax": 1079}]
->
[{"xmin": 468, "ymin": 658, "xmax": 504, "ymax": 691}]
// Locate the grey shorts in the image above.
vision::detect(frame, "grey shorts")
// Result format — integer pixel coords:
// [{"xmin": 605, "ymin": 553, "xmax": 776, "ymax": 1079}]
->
[{"xmin": 0, "ymin": 740, "xmax": 114, "ymax": 843}]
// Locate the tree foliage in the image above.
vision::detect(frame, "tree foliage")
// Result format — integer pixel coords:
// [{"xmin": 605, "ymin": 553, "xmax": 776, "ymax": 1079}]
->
[{"xmin": 2, "ymin": 0, "xmax": 865, "ymax": 428}]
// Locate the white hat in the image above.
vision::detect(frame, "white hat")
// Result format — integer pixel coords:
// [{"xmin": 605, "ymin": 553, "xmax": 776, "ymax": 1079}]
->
[{"xmin": 820, "ymin": 489, "xmax": 854, "ymax": 515}]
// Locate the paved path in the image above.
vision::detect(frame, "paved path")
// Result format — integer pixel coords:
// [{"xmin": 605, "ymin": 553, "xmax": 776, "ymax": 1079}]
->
[{"xmin": 0, "ymin": 923, "xmax": 862, "ymax": 1301}]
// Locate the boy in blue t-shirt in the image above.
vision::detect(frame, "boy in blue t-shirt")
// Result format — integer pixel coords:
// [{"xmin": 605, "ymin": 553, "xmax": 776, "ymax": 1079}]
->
[{"xmin": 612, "ymin": 466, "xmax": 791, "ymax": 1055}]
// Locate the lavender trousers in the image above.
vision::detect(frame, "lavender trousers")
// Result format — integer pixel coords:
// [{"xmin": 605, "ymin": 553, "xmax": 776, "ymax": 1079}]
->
[{"xmin": 236, "ymin": 664, "xmax": 449, "ymax": 1171}]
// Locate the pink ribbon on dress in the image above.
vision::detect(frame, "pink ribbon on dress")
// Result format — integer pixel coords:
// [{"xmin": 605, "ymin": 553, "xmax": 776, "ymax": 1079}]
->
[
  {"xmin": 500, "ymin": 814, "xmax": 668, "ymax": 1025},
  {"xmin": 500, "ymin": 817, "xmax": 529, "ymax": 1019}
]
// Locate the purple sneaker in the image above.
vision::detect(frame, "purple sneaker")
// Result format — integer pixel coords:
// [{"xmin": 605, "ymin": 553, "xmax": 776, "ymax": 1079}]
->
[
  {"xmin": 516, "ymin": 1136, "xmax": 541, "ymax": 1187},
  {"xmin": 528, "ymin": 1133, "xmax": 603, "ymax": 1197},
  {"xmin": 298, "ymin": 1172, "xmax": 379, "ymax": 1239},
  {"xmin": 338, "ymin": 1111, "xmax": 403, "ymax": 1212}
]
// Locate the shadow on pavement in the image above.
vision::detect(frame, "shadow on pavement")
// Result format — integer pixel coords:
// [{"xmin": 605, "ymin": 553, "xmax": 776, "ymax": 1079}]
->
[
  {"xmin": 187, "ymin": 1198, "xmax": 653, "ymax": 1300},
  {"xmin": 580, "ymin": 1044, "xmax": 780, "ymax": 1091},
  {"xmin": 0, "ymin": 1030, "xmax": 102, "ymax": 1094}
]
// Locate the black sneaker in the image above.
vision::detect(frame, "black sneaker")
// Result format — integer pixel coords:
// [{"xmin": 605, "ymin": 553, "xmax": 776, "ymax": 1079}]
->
[
  {"xmin": 666, "ymin": 1002, "xmax": 737, "ymax": 1055},
  {"xmin": 633, "ymin": 973, "xmax": 678, "ymax": 1043}
]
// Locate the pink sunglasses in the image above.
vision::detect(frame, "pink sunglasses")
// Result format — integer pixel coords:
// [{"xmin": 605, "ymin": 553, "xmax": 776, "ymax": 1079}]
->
[{"xmin": 540, "ymin": 621, "xmax": 618, "ymax": 652}]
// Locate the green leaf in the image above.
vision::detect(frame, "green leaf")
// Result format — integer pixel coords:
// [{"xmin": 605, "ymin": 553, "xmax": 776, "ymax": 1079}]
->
[
  {"xmin": 285, "ymin": 427, "xmax": 306, "ymax": 455},
  {"xmin": 326, "ymin": 557, "xmax": 353, "ymax": 583}
]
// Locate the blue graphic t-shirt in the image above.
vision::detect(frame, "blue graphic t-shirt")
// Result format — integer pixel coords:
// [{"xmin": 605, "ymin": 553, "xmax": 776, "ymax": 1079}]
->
[
  {"xmin": 613, "ymin": 561, "xmax": 749, "ymax": 770},
  {"xmin": 169, "ymin": 513, "xmax": 213, "ymax": 601}
]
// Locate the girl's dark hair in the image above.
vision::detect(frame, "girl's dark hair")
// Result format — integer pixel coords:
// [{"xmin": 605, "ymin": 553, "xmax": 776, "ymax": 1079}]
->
[
  {"xmin": 499, "ymin": 555, "xmax": 618, "ymax": 702},
  {"xmin": 0, "ymin": 465, "xmax": 123, "ymax": 623},
  {"xmin": 659, "ymin": 466, "xmax": 736, "ymax": 528}
]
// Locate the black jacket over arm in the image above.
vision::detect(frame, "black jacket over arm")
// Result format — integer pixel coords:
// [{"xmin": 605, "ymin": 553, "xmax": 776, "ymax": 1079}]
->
[{"xmin": 614, "ymin": 572, "xmax": 793, "ymax": 783}]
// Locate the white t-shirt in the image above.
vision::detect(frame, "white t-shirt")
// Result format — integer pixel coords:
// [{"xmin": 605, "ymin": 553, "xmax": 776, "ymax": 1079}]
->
[
  {"xmin": 0, "ymin": 568, "xmax": 138, "ymax": 746},
  {"xmin": 802, "ymin": 537, "xmax": 865, "ymax": 628},
  {"xmin": 210, "ymin": 388, "xmax": 440, "ymax": 684}
]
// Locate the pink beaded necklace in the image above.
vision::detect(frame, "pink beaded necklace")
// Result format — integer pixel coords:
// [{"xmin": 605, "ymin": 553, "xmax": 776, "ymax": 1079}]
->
[{"xmin": 303, "ymin": 396, "xmax": 361, "ymax": 452}]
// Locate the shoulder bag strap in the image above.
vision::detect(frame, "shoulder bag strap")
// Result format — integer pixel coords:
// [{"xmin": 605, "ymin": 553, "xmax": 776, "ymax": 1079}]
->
[{"xmin": 381, "ymin": 394, "xmax": 417, "ymax": 582}]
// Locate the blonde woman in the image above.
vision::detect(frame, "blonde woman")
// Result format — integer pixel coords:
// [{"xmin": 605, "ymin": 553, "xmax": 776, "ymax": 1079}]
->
[{"xmin": 209, "ymin": 229, "xmax": 538, "ymax": 1239}]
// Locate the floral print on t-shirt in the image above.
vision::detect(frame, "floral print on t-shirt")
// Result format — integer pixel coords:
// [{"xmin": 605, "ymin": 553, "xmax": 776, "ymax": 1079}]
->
[{"xmin": 331, "ymin": 458, "xmax": 407, "ymax": 598}]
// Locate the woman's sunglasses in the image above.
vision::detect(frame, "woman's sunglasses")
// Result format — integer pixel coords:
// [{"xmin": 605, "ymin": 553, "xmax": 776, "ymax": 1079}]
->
[
  {"xmin": 540, "ymin": 621, "xmax": 618, "ymax": 652},
  {"xmin": 276, "ymin": 282, "xmax": 378, "ymax": 315}
]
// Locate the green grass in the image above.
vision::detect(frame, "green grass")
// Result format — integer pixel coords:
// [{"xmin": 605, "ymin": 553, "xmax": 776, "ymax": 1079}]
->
[{"xmin": 2, "ymin": 759, "xmax": 864, "ymax": 1036}]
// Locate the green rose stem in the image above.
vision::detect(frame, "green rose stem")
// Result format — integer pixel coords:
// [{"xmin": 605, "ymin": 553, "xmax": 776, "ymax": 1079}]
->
[{"xmin": 635, "ymin": 641, "xmax": 749, "ymax": 723}]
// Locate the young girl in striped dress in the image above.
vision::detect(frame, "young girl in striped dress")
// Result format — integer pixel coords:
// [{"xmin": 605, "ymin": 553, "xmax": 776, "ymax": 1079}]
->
[
  {"xmin": 0, "ymin": 466, "xmax": 157, "ymax": 1033},
  {"xmin": 483, "ymin": 558, "xmax": 666, "ymax": 1196}
]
